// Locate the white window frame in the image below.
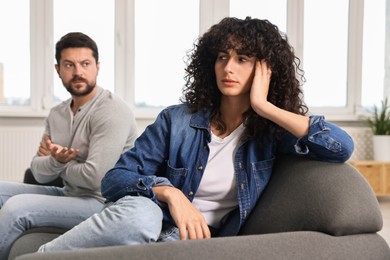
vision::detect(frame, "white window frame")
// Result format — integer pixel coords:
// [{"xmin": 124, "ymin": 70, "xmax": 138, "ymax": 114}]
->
[
  {"xmin": 0, "ymin": 0, "xmax": 384, "ymax": 122},
  {"xmin": 115, "ymin": 0, "xmax": 229, "ymax": 119}
]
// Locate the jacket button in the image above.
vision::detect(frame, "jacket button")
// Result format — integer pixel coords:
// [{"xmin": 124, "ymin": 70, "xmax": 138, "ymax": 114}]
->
[
  {"xmin": 197, "ymin": 165, "xmax": 203, "ymax": 171},
  {"xmin": 189, "ymin": 191, "xmax": 194, "ymax": 196}
]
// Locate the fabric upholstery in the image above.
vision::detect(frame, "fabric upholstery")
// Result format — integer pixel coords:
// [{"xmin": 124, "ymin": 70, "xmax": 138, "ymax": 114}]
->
[
  {"xmin": 9, "ymin": 228, "xmax": 66, "ymax": 260},
  {"xmin": 23, "ymin": 168, "xmax": 64, "ymax": 188},
  {"xmin": 239, "ymin": 155, "xmax": 383, "ymax": 236},
  {"xmin": 15, "ymin": 232, "xmax": 390, "ymax": 260},
  {"xmin": 9, "ymin": 156, "xmax": 390, "ymax": 260}
]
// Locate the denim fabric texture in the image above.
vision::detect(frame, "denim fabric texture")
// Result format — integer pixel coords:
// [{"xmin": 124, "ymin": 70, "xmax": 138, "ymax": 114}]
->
[
  {"xmin": 0, "ymin": 181, "xmax": 103, "ymax": 259},
  {"xmin": 102, "ymin": 104, "xmax": 354, "ymax": 236},
  {"xmin": 38, "ymin": 196, "xmax": 162, "ymax": 252}
]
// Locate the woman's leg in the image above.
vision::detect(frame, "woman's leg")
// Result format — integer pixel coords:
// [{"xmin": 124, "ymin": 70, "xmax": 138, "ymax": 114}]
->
[
  {"xmin": 0, "ymin": 183, "xmax": 103, "ymax": 259},
  {"xmin": 38, "ymin": 195, "xmax": 163, "ymax": 252}
]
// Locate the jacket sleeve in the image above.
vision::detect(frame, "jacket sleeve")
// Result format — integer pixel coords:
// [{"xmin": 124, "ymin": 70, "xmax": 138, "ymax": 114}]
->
[
  {"xmin": 278, "ymin": 115, "xmax": 354, "ymax": 163},
  {"xmin": 101, "ymin": 109, "xmax": 173, "ymax": 203}
]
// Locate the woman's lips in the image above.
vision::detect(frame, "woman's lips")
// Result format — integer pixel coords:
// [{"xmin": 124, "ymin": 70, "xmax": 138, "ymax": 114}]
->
[{"xmin": 222, "ymin": 79, "xmax": 237, "ymax": 86}]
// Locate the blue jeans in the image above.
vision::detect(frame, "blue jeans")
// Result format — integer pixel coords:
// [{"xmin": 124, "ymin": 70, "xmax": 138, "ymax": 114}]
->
[
  {"xmin": 0, "ymin": 181, "xmax": 103, "ymax": 259},
  {"xmin": 38, "ymin": 196, "xmax": 175, "ymax": 252}
]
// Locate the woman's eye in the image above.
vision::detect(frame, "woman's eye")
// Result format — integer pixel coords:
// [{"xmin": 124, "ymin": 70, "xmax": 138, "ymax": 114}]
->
[{"xmin": 239, "ymin": 56, "xmax": 250, "ymax": 62}]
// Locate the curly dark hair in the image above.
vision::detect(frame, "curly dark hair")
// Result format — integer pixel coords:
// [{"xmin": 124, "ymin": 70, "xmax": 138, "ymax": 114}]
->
[{"xmin": 181, "ymin": 16, "xmax": 307, "ymax": 141}]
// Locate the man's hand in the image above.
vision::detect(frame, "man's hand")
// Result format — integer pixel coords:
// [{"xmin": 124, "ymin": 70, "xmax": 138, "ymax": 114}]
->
[
  {"xmin": 37, "ymin": 134, "xmax": 52, "ymax": 156},
  {"xmin": 47, "ymin": 138, "xmax": 79, "ymax": 163},
  {"xmin": 152, "ymin": 186, "xmax": 211, "ymax": 240},
  {"xmin": 37, "ymin": 134, "xmax": 78, "ymax": 163}
]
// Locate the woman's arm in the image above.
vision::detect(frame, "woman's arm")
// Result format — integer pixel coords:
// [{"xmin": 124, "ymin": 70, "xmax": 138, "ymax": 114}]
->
[
  {"xmin": 250, "ymin": 60, "xmax": 354, "ymax": 162},
  {"xmin": 250, "ymin": 60, "xmax": 310, "ymax": 138},
  {"xmin": 152, "ymin": 185, "xmax": 211, "ymax": 240}
]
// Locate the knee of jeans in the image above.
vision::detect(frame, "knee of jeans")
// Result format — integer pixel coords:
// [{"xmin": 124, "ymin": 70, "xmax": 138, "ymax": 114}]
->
[
  {"xmin": 109, "ymin": 196, "xmax": 163, "ymax": 242},
  {"xmin": 2, "ymin": 194, "xmax": 29, "ymax": 213},
  {"xmin": 115, "ymin": 196, "xmax": 162, "ymax": 220},
  {"xmin": 0, "ymin": 195, "xmax": 32, "ymax": 228}
]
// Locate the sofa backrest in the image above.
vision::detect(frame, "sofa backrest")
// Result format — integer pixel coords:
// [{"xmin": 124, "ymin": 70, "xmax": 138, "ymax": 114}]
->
[{"xmin": 239, "ymin": 155, "xmax": 383, "ymax": 236}]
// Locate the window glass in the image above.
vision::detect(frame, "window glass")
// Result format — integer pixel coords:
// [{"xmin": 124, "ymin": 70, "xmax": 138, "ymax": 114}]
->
[
  {"xmin": 0, "ymin": 0, "xmax": 30, "ymax": 106},
  {"xmin": 53, "ymin": 0, "xmax": 114, "ymax": 103},
  {"xmin": 303, "ymin": 0, "xmax": 349, "ymax": 107},
  {"xmin": 361, "ymin": 0, "xmax": 386, "ymax": 108},
  {"xmin": 229, "ymin": 0, "xmax": 287, "ymax": 34},
  {"xmin": 134, "ymin": 0, "xmax": 199, "ymax": 108}
]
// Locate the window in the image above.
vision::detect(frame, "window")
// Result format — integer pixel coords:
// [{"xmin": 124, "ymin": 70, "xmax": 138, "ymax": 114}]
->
[
  {"xmin": 0, "ymin": 1, "xmax": 30, "ymax": 106},
  {"xmin": 134, "ymin": 0, "xmax": 199, "ymax": 108},
  {"xmin": 302, "ymin": 0, "xmax": 349, "ymax": 108},
  {"xmin": 0, "ymin": 0, "xmax": 389, "ymax": 121},
  {"xmin": 230, "ymin": 0, "xmax": 287, "ymax": 34},
  {"xmin": 361, "ymin": 0, "xmax": 386, "ymax": 107},
  {"xmin": 53, "ymin": 0, "xmax": 115, "ymax": 103}
]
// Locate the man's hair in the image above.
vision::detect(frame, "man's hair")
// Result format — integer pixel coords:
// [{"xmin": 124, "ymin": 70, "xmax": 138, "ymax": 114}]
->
[{"xmin": 55, "ymin": 32, "xmax": 99, "ymax": 64}]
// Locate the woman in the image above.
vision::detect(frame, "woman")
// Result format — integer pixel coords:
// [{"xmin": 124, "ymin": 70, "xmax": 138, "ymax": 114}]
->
[{"xmin": 38, "ymin": 17, "xmax": 354, "ymax": 252}]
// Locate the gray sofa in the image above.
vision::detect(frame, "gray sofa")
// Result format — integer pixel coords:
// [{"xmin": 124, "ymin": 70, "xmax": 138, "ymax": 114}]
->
[{"xmin": 9, "ymin": 155, "xmax": 390, "ymax": 260}]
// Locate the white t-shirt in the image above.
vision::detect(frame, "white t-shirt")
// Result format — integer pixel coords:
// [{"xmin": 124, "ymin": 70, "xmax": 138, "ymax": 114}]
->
[{"xmin": 192, "ymin": 124, "xmax": 244, "ymax": 228}]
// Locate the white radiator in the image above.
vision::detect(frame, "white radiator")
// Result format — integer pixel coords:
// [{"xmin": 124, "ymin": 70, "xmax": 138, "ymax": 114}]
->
[{"xmin": 0, "ymin": 126, "xmax": 44, "ymax": 182}]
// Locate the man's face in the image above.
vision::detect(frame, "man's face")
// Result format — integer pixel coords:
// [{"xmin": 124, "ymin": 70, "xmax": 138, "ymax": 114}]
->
[{"xmin": 55, "ymin": 47, "xmax": 99, "ymax": 96}]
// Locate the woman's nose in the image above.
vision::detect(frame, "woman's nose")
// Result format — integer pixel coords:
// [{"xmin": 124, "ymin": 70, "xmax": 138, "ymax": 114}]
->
[{"xmin": 224, "ymin": 58, "xmax": 234, "ymax": 73}]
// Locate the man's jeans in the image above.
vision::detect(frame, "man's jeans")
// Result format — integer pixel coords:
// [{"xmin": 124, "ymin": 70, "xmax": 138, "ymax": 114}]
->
[
  {"xmin": 0, "ymin": 181, "xmax": 103, "ymax": 259},
  {"xmin": 38, "ymin": 196, "xmax": 176, "ymax": 252}
]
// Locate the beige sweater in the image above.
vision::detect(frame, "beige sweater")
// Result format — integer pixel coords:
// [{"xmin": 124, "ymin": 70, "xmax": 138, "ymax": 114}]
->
[{"xmin": 30, "ymin": 86, "xmax": 137, "ymax": 203}]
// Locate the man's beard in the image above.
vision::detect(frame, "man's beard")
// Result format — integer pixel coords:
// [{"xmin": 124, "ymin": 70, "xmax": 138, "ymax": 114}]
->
[{"xmin": 63, "ymin": 76, "xmax": 96, "ymax": 96}]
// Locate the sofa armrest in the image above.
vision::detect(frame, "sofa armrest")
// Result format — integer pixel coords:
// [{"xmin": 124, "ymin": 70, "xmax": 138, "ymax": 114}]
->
[
  {"xmin": 9, "ymin": 228, "xmax": 66, "ymax": 260},
  {"xmin": 24, "ymin": 168, "xmax": 64, "ymax": 187},
  {"xmin": 239, "ymin": 155, "xmax": 383, "ymax": 236}
]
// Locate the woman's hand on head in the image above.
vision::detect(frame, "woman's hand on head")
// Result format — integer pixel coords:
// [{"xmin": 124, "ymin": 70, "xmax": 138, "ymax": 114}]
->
[
  {"xmin": 250, "ymin": 60, "xmax": 273, "ymax": 117},
  {"xmin": 249, "ymin": 60, "xmax": 310, "ymax": 137}
]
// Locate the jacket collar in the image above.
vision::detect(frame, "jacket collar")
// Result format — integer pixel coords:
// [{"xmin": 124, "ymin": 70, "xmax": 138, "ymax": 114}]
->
[{"xmin": 189, "ymin": 108, "xmax": 212, "ymax": 131}]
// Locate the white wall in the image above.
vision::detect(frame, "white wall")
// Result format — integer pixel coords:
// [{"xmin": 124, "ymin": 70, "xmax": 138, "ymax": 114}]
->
[
  {"xmin": 0, "ymin": 116, "xmax": 374, "ymax": 183},
  {"xmin": 0, "ymin": 117, "xmax": 153, "ymax": 182}
]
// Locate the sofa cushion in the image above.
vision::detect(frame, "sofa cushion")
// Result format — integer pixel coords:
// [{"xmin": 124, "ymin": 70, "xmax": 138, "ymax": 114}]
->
[
  {"xmin": 9, "ymin": 227, "xmax": 65, "ymax": 260},
  {"xmin": 239, "ymin": 155, "xmax": 383, "ymax": 236},
  {"xmin": 15, "ymin": 232, "xmax": 390, "ymax": 260}
]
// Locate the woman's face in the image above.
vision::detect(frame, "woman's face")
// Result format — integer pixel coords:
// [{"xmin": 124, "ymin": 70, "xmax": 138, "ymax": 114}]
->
[{"xmin": 214, "ymin": 49, "xmax": 256, "ymax": 98}]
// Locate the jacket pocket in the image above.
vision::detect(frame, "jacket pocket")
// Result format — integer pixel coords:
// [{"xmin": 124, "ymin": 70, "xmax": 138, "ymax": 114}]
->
[
  {"xmin": 166, "ymin": 160, "xmax": 188, "ymax": 188},
  {"xmin": 250, "ymin": 157, "xmax": 275, "ymax": 198}
]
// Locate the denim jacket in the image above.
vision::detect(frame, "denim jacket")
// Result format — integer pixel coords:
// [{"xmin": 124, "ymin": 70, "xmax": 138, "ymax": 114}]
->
[{"xmin": 101, "ymin": 104, "xmax": 354, "ymax": 236}]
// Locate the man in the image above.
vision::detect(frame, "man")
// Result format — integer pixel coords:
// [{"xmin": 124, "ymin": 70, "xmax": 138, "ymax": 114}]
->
[{"xmin": 0, "ymin": 32, "xmax": 137, "ymax": 259}]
